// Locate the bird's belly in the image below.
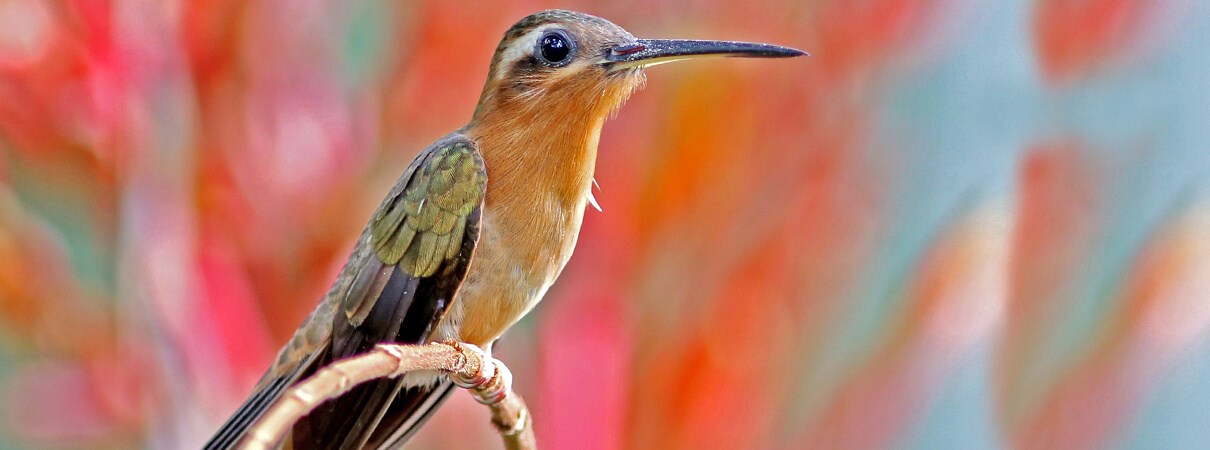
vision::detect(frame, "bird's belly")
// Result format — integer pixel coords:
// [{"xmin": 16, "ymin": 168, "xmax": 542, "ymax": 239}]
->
[{"xmin": 434, "ymin": 202, "xmax": 583, "ymax": 347}]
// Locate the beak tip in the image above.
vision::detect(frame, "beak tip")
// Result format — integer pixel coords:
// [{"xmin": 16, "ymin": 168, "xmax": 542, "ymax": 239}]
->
[{"xmin": 767, "ymin": 45, "xmax": 808, "ymax": 58}]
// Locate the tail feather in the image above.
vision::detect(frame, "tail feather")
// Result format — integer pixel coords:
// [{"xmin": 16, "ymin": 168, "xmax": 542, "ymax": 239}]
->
[
  {"xmin": 293, "ymin": 377, "xmax": 406, "ymax": 450},
  {"xmin": 204, "ymin": 350, "xmax": 323, "ymax": 450},
  {"xmin": 368, "ymin": 379, "xmax": 457, "ymax": 449},
  {"xmin": 203, "ymin": 376, "xmax": 291, "ymax": 450}
]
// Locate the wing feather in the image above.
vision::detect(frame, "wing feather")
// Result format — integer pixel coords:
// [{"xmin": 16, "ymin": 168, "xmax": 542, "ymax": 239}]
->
[{"xmin": 203, "ymin": 134, "xmax": 486, "ymax": 450}]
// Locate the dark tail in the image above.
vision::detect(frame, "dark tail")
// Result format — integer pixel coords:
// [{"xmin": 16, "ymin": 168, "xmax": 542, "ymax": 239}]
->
[
  {"xmin": 286, "ymin": 376, "xmax": 398, "ymax": 449},
  {"xmin": 203, "ymin": 375, "xmax": 297, "ymax": 450},
  {"xmin": 365, "ymin": 379, "xmax": 457, "ymax": 449},
  {"xmin": 203, "ymin": 349, "xmax": 324, "ymax": 450}
]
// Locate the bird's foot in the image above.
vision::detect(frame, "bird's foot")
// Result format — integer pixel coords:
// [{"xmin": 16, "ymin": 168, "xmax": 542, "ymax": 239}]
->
[{"xmin": 446, "ymin": 340, "xmax": 514, "ymax": 405}]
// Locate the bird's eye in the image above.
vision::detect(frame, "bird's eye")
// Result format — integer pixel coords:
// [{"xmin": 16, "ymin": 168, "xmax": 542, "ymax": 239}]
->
[{"xmin": 538, "ymin": 31, "xmax": 574, "ymax": 66}]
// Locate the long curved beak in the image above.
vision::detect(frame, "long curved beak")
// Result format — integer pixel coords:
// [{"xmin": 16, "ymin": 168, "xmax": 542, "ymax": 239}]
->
[{"xmin": 603, "ymin": 39, "xmax": 806, "ymax": 72}]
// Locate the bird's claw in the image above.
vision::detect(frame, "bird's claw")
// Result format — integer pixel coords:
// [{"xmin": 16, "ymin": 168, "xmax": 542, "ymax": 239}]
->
[
  {"xmin": 446, "ymin": 341, "xmax": 513, "ymax": 405},
  {"xmin": 449, "ymin": 341, "xmax": 496, "ymax": 389},
  {"xmin": 472, "ymin": 361, "xmax": 512, "ymax": 405}
]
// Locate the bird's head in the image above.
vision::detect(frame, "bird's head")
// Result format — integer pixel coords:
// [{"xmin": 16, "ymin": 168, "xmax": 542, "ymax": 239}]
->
[{"xmin": 470, "ymin": 10, "xmax": 805, "ymax": 125}]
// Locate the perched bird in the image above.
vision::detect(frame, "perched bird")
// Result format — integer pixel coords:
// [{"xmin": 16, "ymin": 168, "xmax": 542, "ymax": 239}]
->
[{"xmin": 205, "ymin": 9, "xmax": 803, "ymax": 450}]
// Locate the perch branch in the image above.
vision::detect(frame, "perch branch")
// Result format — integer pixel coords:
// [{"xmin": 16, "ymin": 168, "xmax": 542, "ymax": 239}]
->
[{"xmin": 237, "ymin": 340, "xmax": 535, "ymax": 450}]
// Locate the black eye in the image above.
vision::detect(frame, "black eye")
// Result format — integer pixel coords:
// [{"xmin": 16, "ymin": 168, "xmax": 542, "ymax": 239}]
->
[{"xmin": 538, "ymin": 31, "xmax": 574, "ymax": 66}]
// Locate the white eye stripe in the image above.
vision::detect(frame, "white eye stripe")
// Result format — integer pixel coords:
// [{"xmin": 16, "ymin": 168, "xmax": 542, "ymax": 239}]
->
[{"xmin": 495, "ymin": 24, "xmax": 559, "ymax": 81}]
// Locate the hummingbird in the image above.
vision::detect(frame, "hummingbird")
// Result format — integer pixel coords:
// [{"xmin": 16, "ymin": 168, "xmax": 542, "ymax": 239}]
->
[{"xmin": 205, "ymin": 9, "xmax": 803, "ymax": 450}]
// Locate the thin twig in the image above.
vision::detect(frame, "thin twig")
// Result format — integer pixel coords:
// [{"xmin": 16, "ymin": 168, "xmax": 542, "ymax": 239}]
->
[{"xmin": 238, "ymin": 341, "xmax": 535, "ymax": 450}]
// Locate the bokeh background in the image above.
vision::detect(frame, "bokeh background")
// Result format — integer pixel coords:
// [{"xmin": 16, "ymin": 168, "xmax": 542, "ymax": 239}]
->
[{"xmin": 1, "ymin": 0, "xmax": 1209, "ymax": 448}]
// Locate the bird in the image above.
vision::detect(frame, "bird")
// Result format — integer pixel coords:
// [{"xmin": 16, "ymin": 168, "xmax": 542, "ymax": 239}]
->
[{"xmin": 204, "ymin": 9, "xmax": 804, "ymax": 450}]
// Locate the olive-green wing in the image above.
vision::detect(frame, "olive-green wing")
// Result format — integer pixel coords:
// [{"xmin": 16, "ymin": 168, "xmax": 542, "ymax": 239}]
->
[
  {"xmin": 342, "ymin": 135, "xmax": 487, "ymax": 329},
  {"xmin": 203, "ymin": 134, "xmax": 486, "ymax": 450}
]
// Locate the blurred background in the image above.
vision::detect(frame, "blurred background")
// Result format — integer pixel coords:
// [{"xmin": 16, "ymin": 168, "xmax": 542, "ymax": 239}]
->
[{"xmin": 1, "ymin": 0, "xmax": 1208, "ymax": 448}]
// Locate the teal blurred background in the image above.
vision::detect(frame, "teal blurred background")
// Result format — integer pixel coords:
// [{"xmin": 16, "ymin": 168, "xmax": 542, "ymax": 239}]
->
[{"xmin": 0, "ymin": 0, "xmax": 1208, "ymax": 448}]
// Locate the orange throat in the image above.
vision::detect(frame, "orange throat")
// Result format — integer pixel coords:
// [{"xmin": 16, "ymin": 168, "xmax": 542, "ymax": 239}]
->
[{"xmin": 465, "ymin": 69, "xmax": 642, "ymax": 210}]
